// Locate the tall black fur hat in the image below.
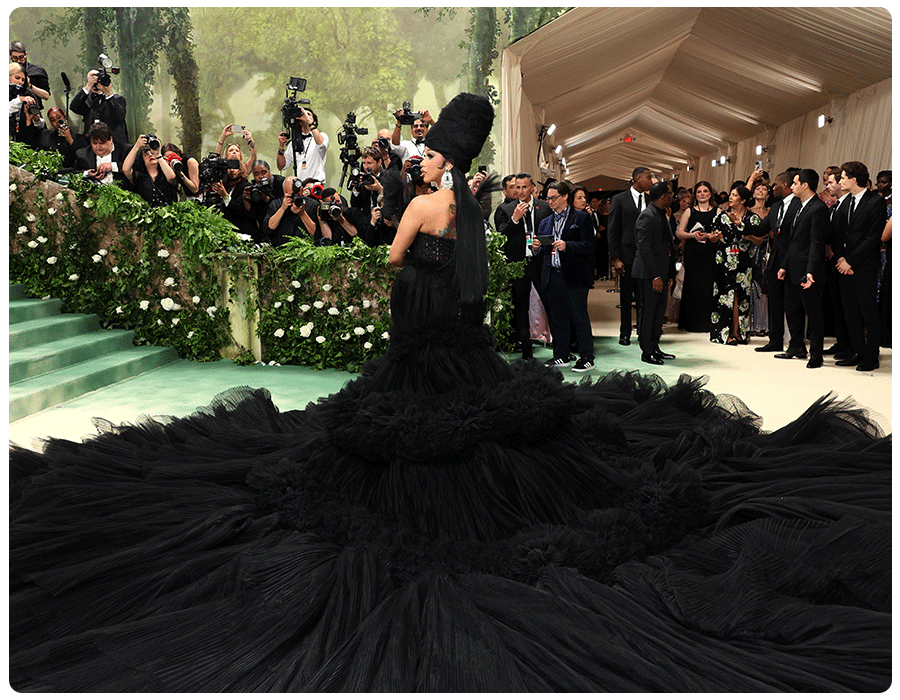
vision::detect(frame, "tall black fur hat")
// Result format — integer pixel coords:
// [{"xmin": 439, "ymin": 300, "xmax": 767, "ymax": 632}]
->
[{"xmin": 424, "ymin": 92, "xmax": 494, "ymax": 175}]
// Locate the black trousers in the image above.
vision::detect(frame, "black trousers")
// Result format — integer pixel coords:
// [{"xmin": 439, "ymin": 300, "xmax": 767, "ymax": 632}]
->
[
  {"xmin": 618, "ymin": 262, "xmax": 639, "ymax": 338},
  {"xmin": 510, "ymin": 256, "xmax": 548, "ymax": 345},
  {"xmin": 765, "ymin": 262, "xmax": 787, "ymax": 346},
  {"xmin": 637, "ymin": 278, "xmax": 666, "ymax": 356},
  {"xmin": 784, "ymin": 271, "xmax": 824, "ymax": 358},
  {"xmin": 824, "ymin": 259, "xmax": 851, "ymax": 350},
  {"xmin": 546, "ymin": 269, "xmax": 594, "ymax": 360},
  {"xmin": 839, "ymin": 267, "xmax": 880, "ymax": 363}
]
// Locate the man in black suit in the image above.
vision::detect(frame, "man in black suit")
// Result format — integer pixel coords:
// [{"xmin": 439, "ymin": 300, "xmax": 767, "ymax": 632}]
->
[
  {"xmin": 833, "ymin": 161, "xmax": 888, "ymax": 371},
  {"xmin": 822, "ymin": 170, "xmax": 853, "ymax": 356},
  {"xmin": 632, "ymin": 182, "xmax": 676, "ymax": 365},
  {"xmin": 73, "ymin": 122, "xmax": 130, "ymax": 186},
  {"xmin": 607, "ymin": 166, "xmax": 653, "ymax": 345},
  {"xmin": 495, "ymin": 172, "xmax": 553, "ymax": 358},
  {"xmin": 776, "ymin": 169, "xmax": 829, "ymax": 368},
  {"xmin": 756, "ymin": 168, "xmax": 802, "ymax": 353},
  {"xmin": 533, "ymin": 180, "xmax": 596, "ymax": 371},
  {"xmin": 71, "ymin": 69, "xmax": 128, "ymax": 143}
]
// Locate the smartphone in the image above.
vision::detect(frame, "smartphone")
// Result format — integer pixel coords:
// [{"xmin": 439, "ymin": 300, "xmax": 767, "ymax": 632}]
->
[
  {"xmin": 755, "ymin": 160, "xmax": 763, "ymax": 170},
  {"xmin": 478, "ymin": 165, "xmax": 487, "ymax": 174}
]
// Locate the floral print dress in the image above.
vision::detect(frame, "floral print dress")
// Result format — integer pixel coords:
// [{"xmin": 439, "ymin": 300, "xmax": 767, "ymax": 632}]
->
[{"xmin": 709, "ymin": 210, "xmax": 765, "ymax": 343}]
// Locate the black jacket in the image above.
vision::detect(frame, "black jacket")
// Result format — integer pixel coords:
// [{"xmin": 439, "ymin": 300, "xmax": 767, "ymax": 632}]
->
[
  {"xmin": 632, "ymin": 204, "xmax": 674, "ymax": 280},
  {"xmin": 71, "ymin": 89, "xmax": 128, "ymax": 143},
  {"xmin": 535, "ymin": 207, "xmax": 596, "ymax": 289},
  {"xmin": 783, "ymin": 195, "xmax": 829, "ymax": 282},
  {"xmin": 834, "ymin": 190, "xmax": 888, "ymax": 272},
  {"xmin": 495, "ymin": 197, "xmax": 553, "ymax": 262},
  {"xmin": 607, "ymin": 188, "xmax": 644, "ymax": 264}
]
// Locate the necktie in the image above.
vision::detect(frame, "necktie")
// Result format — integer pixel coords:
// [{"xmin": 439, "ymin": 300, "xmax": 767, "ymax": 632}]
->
[
  {"xmin": 793, "ymin": 202, "xmax": 804, "ymax": 228},
  {"xmin": 848, "ymin": 195, "xmax": 856, "ymax": 225},
  {"xmin": 775, "ymin": 200, "xmax": 785, "ymax": 228}
]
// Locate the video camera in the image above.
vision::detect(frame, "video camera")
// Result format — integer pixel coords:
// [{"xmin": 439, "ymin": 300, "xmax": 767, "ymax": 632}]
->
[
  {"xmin": 97, "ymin": 54, "xmax": 120, "ymax": 87},
  {"xmin": 281, "ymin": 76, "xmax": 311, "ymax": 126},
  {"xmin": 337, "ymin": 111, "xmax": 368, "ymax": 190},
  {"xmin": 199, "ymin": 153, "xmax": 240, "ymax": 186},
  {"xmin": 395, "ymin": 101, "xmax": 424, "ymax": 126},
  {"xmin": 246, "ymin": 177, "xmax": 274, "ymax": 203}
]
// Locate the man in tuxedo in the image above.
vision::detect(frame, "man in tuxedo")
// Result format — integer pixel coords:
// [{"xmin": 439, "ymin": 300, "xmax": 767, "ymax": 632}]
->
[
  {"xmin": 776, "ymin": 169, "xmax": 829, "ymax": 368},
  {"xmin": 495, "ymin": 172, "xmax": 553, "ymax": 358},
  {"xmin": 822, "ymin": 170, "xmax": 852, "ymax": 356},
  {"xmin": 73, "ymin": 122, "xmax": 130, "ymax": 185},
  {"xmin": 632, "ymin": 182, "xmax": 676, "ymax": 365},
  {"xmin": 756, "ymin": 168, "xmax": 801, "ymax": 353},
  {"xmin": 607, "ymin": 166, "xmax": 653, "ymax": 345},
  {"xmin": 833, "ymin": 160, "xmax": 888, "ymax": 371},
  {"xmin": 533, "ymin": 180, "xmax": 596, "ymax": 371},
  {"xmin": 71, "ymin": 69, "xmax": 128, "ymax": 143},
  {"xmin": 391, "ymin": 110, "xmax": 434, "ymax": 164}
]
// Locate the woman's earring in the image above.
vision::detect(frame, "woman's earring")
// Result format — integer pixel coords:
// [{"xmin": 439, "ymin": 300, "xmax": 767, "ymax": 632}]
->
[{"xmin": 441, "ymin": 168, "xmax": 453, "ymax": 190}]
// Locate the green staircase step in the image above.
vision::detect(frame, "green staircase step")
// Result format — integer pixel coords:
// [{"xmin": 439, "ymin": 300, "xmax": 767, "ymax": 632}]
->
[
  {"xmin": 9, "ymin": 283, "xmax": 27, "ymax": 301},
  {"xmin": 9, "ymin": 328, "xmax": 136, "ymax": 384},
  {"xmin": 9, "ymin": 346, "xmax": 179, "ymax": 422},
  {"xmin": 9, "ymin": 314, "xmax": 102, "ymax": 351},
  {"xmin": 10, "ymin": 298, "xmax": 63, "ymax": 325}
]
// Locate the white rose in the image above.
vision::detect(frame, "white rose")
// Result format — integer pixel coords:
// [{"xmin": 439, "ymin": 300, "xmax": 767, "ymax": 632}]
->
[
  {"xmin": 322, "ymin": 284, "xmax": 332, "ymax": 292},
  {"xmin": 37, "ymin": 236, "xmax": 47, "ymax": 243},
  {"xmin": 341, "ymin": 333, "xmax": 351, "ymax": 341},
  {"xmin": 17, "ymin": 226, "xmax": 27, "ymax": 234},
  {"xmin": 274, "ymin": 328, "xmax": 285, "ymax": 338},
  {"xmin": 140, "ymin": 300, "xmax": 150, "ymax": 311},
  {"xmin": 115, "ymin": 306, "xmax": 123, "ymax": 314},
  {"xmin": 98, "ymin": 249, "xmax": 107, "ymax": 256},
  {"xmin": 328, "ymin": 307, "xmax": 339, "ymax": 316},
  {"xmin": 9, "ymin": 183, "xmax": 17, "ymax": 191},
  {"xmin": 300, "ymin": 304, "xmax": 311, "ymax": 312},
  {"xmin": 353, "ymin": 327, "xmax": 365, "ymax": 336},
  {"xmin": 92, "ymin": 254, "xmax": 102, "ymax": 263},
  {"xmin": 157, "ymin": 249, "xmax": 170, "ymax": 258},
  {"xmin": 157, "ymin": 319, "xmax": 163, "ymax": 325},
  {"xmin": 192, "ymin": 296, "xmax": 200, "ymax": 304},
  {"xmin": 83, "ymin": 200, "xmax": 94, "ymax": 209},
  {"xmin": 112, "ymin": 266, "xmax": 119, "ymax": 274},
  {"xmin": 206, "ymin": 306, "xmax": 217, "ymax": 317},
  {"xmin": 345, "ymin": 305, "xmax": 354, "ymax": 313},
  {"xmin": 171, "ymin": 318, "xmax": 180, "ymax": 326},
  {"xmin": 55, "ymin": 193, "xmax": 64, "ymax": 201},
  {"xmin": 286, "ymin": 294, "xmax": 294, "ymax": 302},
  {"xmin": 362, "ymin": 300, "xmax": 372, "ymax": 308},
  {"xmin": 291, "ymin": 280, "xmax": 301, "ymax": 288},
  {"xmin": 27, "ymin": 241, "xmax": 38, "ymax": 249},
  {"xmin": 364, "ymin": 342, "xmax": 373, "ymax": 350},
  {"xmin": 47, "ymin": 208, "xmax": 56, "ymax": 215},
  {"xmin": 172, "ymin": 303, "xmax": 181, "ymax": 311},
  {"xmin": 313, "ymin": 300, "xmax": 325, "ymax": 309},
  {"xmin": 315, "ymin": 335, "xmax": 326, "ymax": 344},
  {"xmin": 273, "ymin": 301, "xmax": 282, "ymax": 309},
  {"xmin": 381, "ymin": 332, "xmax": 390, "ymax": 340},
  {"xmin": 69, "ymin": 274, "xmax": 79, "ymax": 281},
  {"xmin": 160, "ymin": 298, "xmax": 175, "ymax": 311},
  {"xmin": 187, "ymin": 331, "xmax": 195, "ymax": 339},
  {"xmin": 164, "ymin": 277, "xmax": 175, "ymax": 286},
  {"xmin": 366, "ymin": 325, "xmax": 374, "ymax": 333},
  {"xmin": 26, "ymin": 214, "xmax": 36, "ymax": 222},
  {"xmin": 46, "ymin": 256, "xmax": 57, "ymax": 264},
  {"xmin": 300, "ymin": 324, "xmax": 312, "ymax": 338}
]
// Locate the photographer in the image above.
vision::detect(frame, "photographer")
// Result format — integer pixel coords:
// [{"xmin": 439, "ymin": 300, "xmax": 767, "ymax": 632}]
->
[
  {"xmin": 315, "ymin": 188, "xmax": 362, "ymax": 247},
  {"xmin": 263, "ymin": 178, "xmax": 311, "ymax": 247},
  {"xmin": 276, "ymin": 107, "xmax": 328, "ymax": 183},
  {"xmin": 37, "ymin": 107, "xmax": 85, "ymax": 167},
  {"xmin": 206, "ymin": 156, "xmax": 257, "ymax": 238},
  {"xmin": 74, "ymin": 121, "xmax": 130, "ymax": 185},
  {"xmin": 350, "ymin": 146, "xmax": 397, "ymax": 246},
  {"xmin": 160, "ymin": 143, "xmax": 201, "ymax": 199},
  {"xmin": 215, "ymin": 123, "xmax": 256, "ymax": 174},
  {"xmin": 374, "ymin": 130, "xmax": 402, "ymax": 171},
  {"xmin": 123, "ymin": 134, "xmax": 178, "ymax": 207},
  {"xmin": 391, "ymin": 105, "xmax": 434, "ymax": 163},
  {"xmin": 71, "ymin": 68, "xmax": 127, "ymax": 143},
  {"xmin": 9, "ymin": 41, "xmax": 50, "ymax": 108},
  {"xmin": 9, "ymin": 62, "xmax": 41, "ymax": 146},
  {"xmin": 380, "ymin": 154, "xmax": 433, "ymax": 228},
  {"xmin": 240, "ymin": 160, "xmax": 286, "ymax": 243}
]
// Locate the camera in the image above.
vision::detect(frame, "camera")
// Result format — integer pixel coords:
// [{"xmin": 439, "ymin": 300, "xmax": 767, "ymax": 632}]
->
[
  {"xmin": 96, "ymin": 53, "xmax": 120, "ymax": 87},
  {"xmin": 26, "ymin": 103, "xmax": 43, "ymax": 127},
  {"xmin": 407, "ymin": 156, "xmax": 424, "ymax": 182},
  {"xmin": 281, "ymin": 76, "xmax": 311, "ymax": 125},
  {"xmin": 360, "ymin": 172, "xmax": 376, "ymax": 187},
  {"xmin": 144, "ymin": 134, "xmax": 161, "ymax": 151},
  {"xmin": 319, "ymin": 200, "xmax": 343, "ymax": 220},
  {"xmin": 198, "ymin": 153, "xmax": 240, "ymax": 185},
  {"xmin": 309, "ymin": 183, "xmax": 324, "ymax": 200},
  {"xmin": 57, "ymin": 118, "xmax": 68, "ymax": 132},
  {"xmin": 395, "ymin": 100, "xmax": 424, "ymax": 126},
  {"xmin": 377, "ymin": 136, "xmax": 390, "ymax": 152},
  {"xmin": 246, "ymin": 177, "xmax": 273, "ymax": 203},
  {"xmin": 337, "ymin": 111, "xmax": 369, "ymax": 190}
]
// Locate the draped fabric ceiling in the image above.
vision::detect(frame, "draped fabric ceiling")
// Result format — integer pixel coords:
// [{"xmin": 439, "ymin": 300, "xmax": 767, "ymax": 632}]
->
[{"xmin": 501, "ymin": 7, "xmax": 892, "ymax": 190}]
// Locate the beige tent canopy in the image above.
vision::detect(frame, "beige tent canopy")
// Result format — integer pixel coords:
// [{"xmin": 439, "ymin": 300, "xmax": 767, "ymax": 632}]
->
[{"xmin": 501, "ymin": 7, "xmax": 891, "ymax": 191}]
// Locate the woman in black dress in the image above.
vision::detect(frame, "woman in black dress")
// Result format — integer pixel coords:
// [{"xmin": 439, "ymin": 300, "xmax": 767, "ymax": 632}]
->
[
  {"xmin": 122, "ymin": 135, "xmax": 178, "ymax": 208},
  {"xmin": 675, "ymin": 181, "xmax": 717, "ymax": 332},
  {"xmin": 9, "ymin": 94, "xmax": 890, "ymax": 692}
]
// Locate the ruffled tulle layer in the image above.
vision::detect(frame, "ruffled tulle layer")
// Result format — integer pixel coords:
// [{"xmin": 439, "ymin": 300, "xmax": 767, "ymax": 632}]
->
[{"xmin": 9, "ymin": 327, "xmax": 891, "ymax": 691}]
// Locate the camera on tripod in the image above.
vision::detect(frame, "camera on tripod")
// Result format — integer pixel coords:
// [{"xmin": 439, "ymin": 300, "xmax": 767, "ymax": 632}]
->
[
  {"xmin": 394, "ymin": 101, "xmax": 424, "ymax": 126},
  {"xmin": 281, "ymin": 76, "xmax": 311, "ymax": 125},
  {"xmin": 337, "ymin": 112, "xmax": 369, "ymax": 190},
  {"xmin": 97, "ymin": 54, "xmax": 120, "ymax": 87}
]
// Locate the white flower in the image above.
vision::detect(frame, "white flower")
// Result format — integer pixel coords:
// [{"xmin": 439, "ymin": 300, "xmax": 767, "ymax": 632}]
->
[
  {"xmin": 328, "ymin": 307, "xmax": 339, "ymax": 316},
  {"xmin": 171, "ymin": 318, "xmax": 180, "ymax": 326},
  {"xmin": 46, "ymin": 256, "xmax": 58, "ymax": 264},
  {"xmin": 268, "ymin": 360, "xmax": 277, "ymax": 366},
  {"xmin": 139, "ymin": 300, "xmax": 150, "ymax": 311},
  {"xmin": 157, "ymin": 319, "xmax": 163, "ymax": 326},
  {"xmin": 291, "ymin": 280, "xmax": 301, "ymax": 288},
  {"xmin": 27, "ymin": 241, "xmax": 38, "ymax": 249},
  {"xmin": 9, "ymin": 183, "xmax": 17, "ymax": 191},
  {"xmin": 362, "ymin": 300, "xmax": 372, "ymax": 308},
  {"xmin": 55, "ymin": 193, "xmax": 64, "ymax": 201},
  {"xmin": 47, "ymin": 208, "xmax": 56, "ymax": 215},
  {"xmin": 187, "ymin": 331, "xmax": 195, "ymax": 339},
  {"xmin": 381, "ymin": 331, "xmax": 390, "ymax": 340},
  {"xmin": 300, "ymin": 304, "xmax": 311, "ymax": 312},
  {"xmin": 192, "ymin": 296, "xmax": 200, "ymax": 304},
  {"xmin": 345, "ymin": 305, "xmax": 354, "ymax": 313},
  {"xmin": 238, "ymin": 233, "xmax": 253, "ymax": 241},
  {"xmin": 26, "ymin": 213, "xmax": 36, "ymax": 222},
  {"xmin": 273, "ymin": 301, "xmax": 282, "ymax": 309},
  {"xmin": 92, "ymin": 254, "xmax": 102, "ymax": 263},
  {"xmin": 17, "ymin": 226, "xmax": 27, "ymax": 234},
  {"xmin": 160, "ymin": 298, "xmax": 175, "ymax": 311},
  {"xmin": 315, "ymin": 335, "xmax": 326, "ymax": 344},
  {"xmin": 274, "ymin": 328, "xmax": 285, "ymax": 338},
  {"xmin": 98, "ymin": 249, "xmax": 107, "ymax": 256},
  {"xmin": 163, "ymin": 277, "xmax": 175, "ymax": 286},
  {"xmin": 83, "ymin": 200, "xmax": 94, "ymax": 209},
  {"xmin": 172, "ymin": 303, "xmax": 182, "ymax": 311},
  {"xmin": 37, "ymin": 236, "xmax": 47, "ymax": 243},
  {"xmin": 364, "ymin": 342, "xmax": 373, "ymax": 350},
  {"xmin": 322, "ymin": 284, "xmax": 332, "ymax": 292},
  {"xmin": 68, "ymin": 273, "xmax": 79, "ymax": 281},
  {"xmin": 341, "ymin": 333, "xmax": 351, "ymax": 341},
  {"xmin": 115, "ymin": 306, "xmax": 123, "ymax": 314},
  {"xmin": 299, "ymin": 323, "xmax": 313, "ymax": 338},
  {"xmin": 112, "ymin": 266, "xmax": 119, "ymax": 274},
  {"xmin": 206, "ymin": 306, "xmax": 217, "ymax": 317},
  {"xmin": 157, "ymin": 249, "xmax": 170, "ymax": 258},
  {"xmin": 353, "ymin": 327, "xmax": 365, "ymax": 336},
  {"xmin": 366, "ymin": 325, "xmax": 374, "ymax": 333},
  {"xmin": 42, "ymin": 295, "xmax": 50, "ymax": 300},
  {"xmin": 313, "ymin": 300, "xmax": 325, "ymax": 309},
  {"xmin": 286, "ymin": 294, "xmax": 294, "ymax": 302}
]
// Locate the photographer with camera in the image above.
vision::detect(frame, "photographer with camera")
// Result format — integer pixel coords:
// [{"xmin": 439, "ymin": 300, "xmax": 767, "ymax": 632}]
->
[
  {"xmin": 350, "ymin": 146, "xmax": 397, "ymax": 246},
  {"xmin": 379, "ymin": 154, "xmax": 434, "ymax": 231},
  {"xmin": 215, "ymin": 123, "xmax": 257, "ymax": 174},
  {"xmin": 71, "ymin": 58, "xmax": 127, "ymax": 143},
  {"xmin": 200, "ymin": 154, "xmax": 258, "ymax": 238},
  {"xmin": 374, "ymin": 130, "xmax": 402, "ymax": 171},
  {"xmin": 160, "ymin": 143, "xmax": 201, "ymax": 199},
  {"xmin": 237, "ymin": 160, "xmax": 286, "ymax": 242},
  {"xmin": 9, "ymin": 41, "xmax": 50, "ymax": 108},
  {"xmin": 315, "ymin": 188, "xmax": 362, "ymax": 247},
  {"xmin": 37, "ymin": 107, "xmax": 85, "ymax": 167},
  {"xmin": 9, "ymin": 62, "xmax": 41, "ymax": 146},
  {"xmin": 391, "ymin": 103, "xmax": 434, "ymax": 163},
  {"xmin": 74, "ymin": 121, "xmax": 130, "ymax": 185},
  {"xmin": 123, "ymin": 134, "xmax": 178, "ymax": 207},
  {"xmin": 263, "ymin": 178, "xmax": 313, "ymax": 247},
  {"xmin": 277, "ymin": 107, "xmax": 328, "ymax": 183}
]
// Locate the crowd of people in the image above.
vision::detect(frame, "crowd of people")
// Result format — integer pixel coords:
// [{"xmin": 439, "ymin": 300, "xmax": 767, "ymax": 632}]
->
[{"xmin": 10, "ymin": 41, "xmax": 892, "ymax": 374}]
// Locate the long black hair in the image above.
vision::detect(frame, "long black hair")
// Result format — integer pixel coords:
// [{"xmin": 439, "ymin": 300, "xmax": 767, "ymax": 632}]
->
[{"xmin": 448, "ymin": 164, "xmax": 488, "ymax": 305}]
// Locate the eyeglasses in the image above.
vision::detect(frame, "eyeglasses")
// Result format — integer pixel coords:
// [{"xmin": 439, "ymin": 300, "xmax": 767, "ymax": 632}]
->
[{"xmin": 547, "ymin": 194, "xmax": 562, "ymax": 201}]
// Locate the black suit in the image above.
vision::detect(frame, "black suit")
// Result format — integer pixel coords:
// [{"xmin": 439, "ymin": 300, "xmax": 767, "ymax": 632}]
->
[
  {"xmin": 782, "ymin": 196, "xmax": 829, "ymax": 359},
  {"xmin": 824, "ymin": 196, "xmax": 852, "ymax": 351},
  {"xmin": 835, "ymin": 190, "xmax": 888, "ymax": 364},
  {"xmin": 607, "ymin": 188, "xmax": 646, "ymax": 338},
  {"xmin": 74, "ymin": 141, "xmax": 131, "ymax": 184},
  {"xmin": 536, "ymin": 207, "xmax": 596, "ymax": 360},
  {"xmin": 495, "ymin": 197, "xmax": 553, "ymax": 349},
  {"xmin": 763, "ymin": 195, "xmax": 801, "ymax": 347},
  {"xmin": 632, "ymin": 204, "xmax": 674, "ymax": 357},
  {"xmin": 71, "ymin": 89, "xmax": 128, "ymax": 143}
]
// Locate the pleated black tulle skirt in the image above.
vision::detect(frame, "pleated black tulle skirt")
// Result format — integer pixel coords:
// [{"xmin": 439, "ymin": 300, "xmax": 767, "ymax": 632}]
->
[{"xmin": 9, "ymin": 233, "xmax": 891, "ymax": 692}]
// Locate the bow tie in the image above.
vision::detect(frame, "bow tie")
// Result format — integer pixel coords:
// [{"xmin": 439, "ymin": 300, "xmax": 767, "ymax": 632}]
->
[
  {"xmin": 414, "ymin": 139, "xmax": 424, "ymax": 145},
  {"xmin": 299, "ymin": 132, "xmax": 312, "ymax": 140}
]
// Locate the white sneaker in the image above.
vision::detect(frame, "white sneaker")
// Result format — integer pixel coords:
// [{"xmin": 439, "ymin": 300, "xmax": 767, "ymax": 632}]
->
[{"xmin": 572, "ymin": 358, "xmax": 594, "ymax": 372}]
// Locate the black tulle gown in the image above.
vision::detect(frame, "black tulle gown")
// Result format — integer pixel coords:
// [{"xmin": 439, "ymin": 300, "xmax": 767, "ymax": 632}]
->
[{"xmin": 10, "ymin": 230, "xmax": 891, "ymax": 692}]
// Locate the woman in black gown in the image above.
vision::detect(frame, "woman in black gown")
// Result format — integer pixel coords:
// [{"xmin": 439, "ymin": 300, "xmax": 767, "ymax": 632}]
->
[
  {"xmin": 676, "ymin": 181, "xmax": 717, "ymax": 332},
  {"xmin": 9, "ymin": 94, "xmax": 891, "ymax": 692}
]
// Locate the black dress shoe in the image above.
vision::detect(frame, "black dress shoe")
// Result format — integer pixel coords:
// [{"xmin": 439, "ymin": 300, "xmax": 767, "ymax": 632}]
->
[
  {"xmin": 833, "ymin": 349, "xmax": 855, "ymax": 360},
  {"xmin": 619, "ymin": 336, "xmax": 631, "ymax": 346},
  {"xmin": 823, "ymin": 344, "xmax": 849, "ymax": 356},
  {"xmin": 755, "ymin": 342, "xmax": 783, "ymax": 353},
  {"xmin": 774, "ymin": 348, "xmax": 808, "ymax": 360},
  {"xmin": 641, "ymin": 353, "xmax": 664, "ymax": 365},
  {"xmin": 806, "ymin": 356, "xmax": 823, "ymax": 368},
  {"xmin": 835, "ymin": 354, "xmax": 861, "ymax": 366},
  {"xmin": 856, "ymin": 358, "xmax": 879, "ymax": 372},
  {"xmin": 655, "ymin": 350, "xmax": 676, "ymax": 360}
]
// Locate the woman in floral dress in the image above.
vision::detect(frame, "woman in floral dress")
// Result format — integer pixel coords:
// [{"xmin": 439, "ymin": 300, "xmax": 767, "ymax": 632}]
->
[{"xmin": 709, "ymin": 186, "xmax": 767, "ymax": 344}]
